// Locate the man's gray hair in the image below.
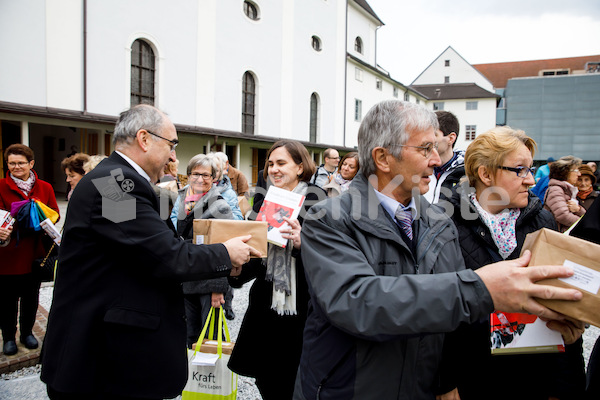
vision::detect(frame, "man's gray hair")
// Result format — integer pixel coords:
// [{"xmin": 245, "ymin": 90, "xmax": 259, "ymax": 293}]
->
[
  {"xmin": 358, "ymin": 100, "xmax": 438, "ymax": 177},
  {"xmin": 113, "ymin": 104, "xmax": 165, "ymax": 148},
  {"xmin": 187, "ymin": 153, "xmax": 218, "ymax": 179}
]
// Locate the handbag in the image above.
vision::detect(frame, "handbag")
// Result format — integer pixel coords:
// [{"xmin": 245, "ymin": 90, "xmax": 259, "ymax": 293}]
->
[
  {"xmin": 182, "ymin": 307, "xmax": 237, "ymax": 400},
  {"xmin": 32, "ymin": 241, "xmax": 58, "ymax": 282}
]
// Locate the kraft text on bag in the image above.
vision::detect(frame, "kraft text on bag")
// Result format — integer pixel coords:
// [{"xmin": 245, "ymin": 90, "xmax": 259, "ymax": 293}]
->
[{"xmin": 182, "ymin": 307, "xmax": 237, "ymax": 400}]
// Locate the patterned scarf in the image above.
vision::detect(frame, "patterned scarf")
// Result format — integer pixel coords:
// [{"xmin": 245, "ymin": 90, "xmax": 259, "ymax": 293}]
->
[
  {"xmin": 264, "ymin": 181, "xmax": 308, "ymax": 315},
  {"xmin": 10, "ymin": 171, "xmax": 35, "ymax": 197},
  {"xmin": 334, "ymin": 173, "xmax": 353, "ymax": 193},
  {"xmin": 470, "ymin": 193, "xmax": 520, "ymax": 259},
  {"xmin": 184, "ymin": 186, "xmax": 208, "ymax": 215}
]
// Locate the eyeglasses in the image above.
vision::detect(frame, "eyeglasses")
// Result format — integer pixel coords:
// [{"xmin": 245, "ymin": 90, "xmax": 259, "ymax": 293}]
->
[
  {"xmin": 570, "ymin": 169, "xmax": 580, "ymax": 173},
  {"xmin": 392, "ymin": 142, "xmax": 439, "ymax": 158},
  {"xmin": 146, "ymin": 130, "xmax": 179, "ymax": 151},
  {"xmin": 498, "ymin": 165, "xmax": 536, "ymax": 178},
  {"xmin": 7, "ymin": 161, "xmax": 29, "ymax": 168},
  {"xmin": 189, "ymin": 172, "xmax": 213, "ymax": 180}
]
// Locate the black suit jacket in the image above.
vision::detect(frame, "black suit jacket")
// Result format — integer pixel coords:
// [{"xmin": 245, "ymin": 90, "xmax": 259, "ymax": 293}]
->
[{"xmin": 41, "ymin": 152, "xmax": 232, "ymax": 398}]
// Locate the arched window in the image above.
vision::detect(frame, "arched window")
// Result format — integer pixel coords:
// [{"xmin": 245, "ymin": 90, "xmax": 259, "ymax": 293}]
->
[
  {"xmin": 242, "ymin": 72, "xmax": 256, "ymax": 135},
  {"xmin": 131, "ymin": 39, "xmax": 155, "ymax": 106},
  {"xmin": 354, "ymin": 37, "xmax": 363, "ymax": 54},
  {"xmin": 309, "ymin": 93, "xmax": 319, "ymax": 143},
  {"xmin": 312, "ymin": 36, "xmax": 322, "ymax": 52},
  {"xmin": 244, "ymin": 1, "xmax": 260, "ymax": 20}
]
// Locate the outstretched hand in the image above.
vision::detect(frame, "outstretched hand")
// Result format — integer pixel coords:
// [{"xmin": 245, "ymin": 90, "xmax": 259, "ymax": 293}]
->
[
  {"xmin": 475, "ymin": 250, "xmax": 582, "ymax": 319},
  {"xmin": 223, "ymin": 235, "xmax": 262, "ymax": 275}
]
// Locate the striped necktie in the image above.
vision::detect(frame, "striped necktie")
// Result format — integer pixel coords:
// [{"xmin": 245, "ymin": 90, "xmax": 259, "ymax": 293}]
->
[{"xmin": 395, "ymin": 205, "xmax": 413, "ymax": 240}]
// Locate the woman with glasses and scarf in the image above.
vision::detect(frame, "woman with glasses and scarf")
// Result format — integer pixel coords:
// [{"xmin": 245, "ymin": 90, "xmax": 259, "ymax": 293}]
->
[
  {"xmin": 0, "ymin": 144, "xmax": 59, "ymax": 356},
  {"xmin": 170, "ymin": 154, "xmax": 234, "ymax": 348},
  {"xmin": 228, "ymin": 140, "xmax": 324, "ymax": 400},
  {"xmin": 437, "ymin": 128, "xmax": 585, "ymax": 400}
]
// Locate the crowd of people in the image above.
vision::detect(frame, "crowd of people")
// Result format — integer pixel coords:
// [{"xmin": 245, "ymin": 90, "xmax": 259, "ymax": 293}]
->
[{"xmin": 0, "ymin": 101, "xmax": 598, "ymax": 399}]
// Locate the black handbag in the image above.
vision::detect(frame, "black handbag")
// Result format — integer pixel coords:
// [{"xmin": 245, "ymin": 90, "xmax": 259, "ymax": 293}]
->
[{"xmin": 32, "ymin": 240, "xmax": 59, "ymax": 282}]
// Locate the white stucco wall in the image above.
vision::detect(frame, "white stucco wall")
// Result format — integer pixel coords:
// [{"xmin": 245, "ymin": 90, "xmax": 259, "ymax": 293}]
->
[
  {"xmin": 439, "ymin": 98, "xmax": 498, "ymax": 152},
  {"xmin": 412, "ymin": 47, "xmax": 494, "ymax": 92},
  {"xmin": 0, "ymin": 0, "xmax": 47, "ymax": 106}
]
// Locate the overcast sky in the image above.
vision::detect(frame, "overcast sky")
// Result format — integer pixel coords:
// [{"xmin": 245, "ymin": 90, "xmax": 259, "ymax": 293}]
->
[{"xmin": 366, "ymin": 0, "xmax": 600, "ymax": 85}]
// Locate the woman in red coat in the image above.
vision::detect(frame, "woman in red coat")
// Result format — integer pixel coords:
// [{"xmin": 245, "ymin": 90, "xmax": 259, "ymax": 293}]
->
[{"xmin": 0, "ymin": 144, "xmax": 59, "ymax": 356}]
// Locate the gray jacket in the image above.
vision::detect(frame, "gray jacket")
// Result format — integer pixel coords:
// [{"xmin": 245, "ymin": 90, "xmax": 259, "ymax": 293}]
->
[{"xmin": 294, "ymin": 172, "xmax": 494, "ymax": 400}]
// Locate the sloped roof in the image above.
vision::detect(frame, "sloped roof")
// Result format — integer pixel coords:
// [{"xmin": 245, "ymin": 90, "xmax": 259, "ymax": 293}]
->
[
  {"xmin": 353, "ymin": 0, "xmax": 383, "ymax": 25},
  {"xmin": 409, "ymin": 83, "xmax": 499, "ymax": 100},
  {"xmin": 473, "ymin": 55, "xmax": 600, "ymax": 89}
]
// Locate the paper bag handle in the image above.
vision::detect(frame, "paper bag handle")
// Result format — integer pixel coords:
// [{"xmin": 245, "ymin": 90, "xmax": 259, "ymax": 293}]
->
[{"xmin": 192, "ymin": 306, "xmax": 231, "ymax": 359}]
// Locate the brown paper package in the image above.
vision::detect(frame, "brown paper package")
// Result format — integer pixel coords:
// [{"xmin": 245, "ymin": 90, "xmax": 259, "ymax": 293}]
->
[
  {"xmin": 521, "ymin": 228, "xmax": 600, "ymax": 327},
  {"xmin": 193, "ymin": 219, "xmax": 268, "ymax": 259}
]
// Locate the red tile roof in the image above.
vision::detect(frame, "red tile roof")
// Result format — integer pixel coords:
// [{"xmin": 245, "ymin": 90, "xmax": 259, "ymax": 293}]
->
[{"xmin": 473, "ymin": 55, "xmax": 600, "ymax": 88}]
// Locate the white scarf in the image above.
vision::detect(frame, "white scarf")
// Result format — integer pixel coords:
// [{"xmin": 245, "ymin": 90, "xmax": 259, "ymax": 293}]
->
[{"xmin": 264, "ymin": 181, "xmax": 308, "ymax": 315}]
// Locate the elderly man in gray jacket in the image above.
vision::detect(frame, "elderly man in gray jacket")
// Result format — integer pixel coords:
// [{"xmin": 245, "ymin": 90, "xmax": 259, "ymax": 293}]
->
[{"xmin": 293, "ymin": 100, "xmax": 582, "ymax": 400}]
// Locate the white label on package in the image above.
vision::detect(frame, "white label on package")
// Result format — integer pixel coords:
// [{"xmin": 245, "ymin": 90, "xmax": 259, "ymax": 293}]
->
[
  {"xmin": 195, "ymin": 235, "xmax": 205, "ymax": 245},
  {"xmin": 560, "ymin": 260, "xmax": 600, "ymax": 294}
]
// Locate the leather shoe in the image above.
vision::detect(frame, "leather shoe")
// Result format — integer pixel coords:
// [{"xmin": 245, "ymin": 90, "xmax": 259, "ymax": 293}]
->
[
  {"xmin": 225, "ymin": 309, "xmax": 235, "ymax": 320},
  {"xmin": 3, "ymin": 340, "xmax": 17, "ymax": 356},
  {"xmin": 20, "ymin": 334, "xmax": 38, "ymax": 350}
]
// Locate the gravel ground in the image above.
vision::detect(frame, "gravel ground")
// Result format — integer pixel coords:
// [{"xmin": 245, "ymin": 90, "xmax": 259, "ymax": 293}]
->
[{"xmin": 1, "ymin": 283, "xmax": 598, "ymax": 399}]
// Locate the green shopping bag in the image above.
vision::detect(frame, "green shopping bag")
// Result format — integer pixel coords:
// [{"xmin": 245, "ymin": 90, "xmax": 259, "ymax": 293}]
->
[{"xmin": 182, "ymin": 307, "xmax": 237, "ymax": 400}]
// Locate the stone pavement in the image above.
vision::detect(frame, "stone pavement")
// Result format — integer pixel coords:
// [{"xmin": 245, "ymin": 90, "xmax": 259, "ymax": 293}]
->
[{"xmin": 0, "ymin": 305, "xmax": 48, "ymax": 375}]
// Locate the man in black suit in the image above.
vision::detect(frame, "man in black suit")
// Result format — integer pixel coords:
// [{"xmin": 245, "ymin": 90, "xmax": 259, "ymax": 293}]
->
[{"xmin": 41, "ymin": 105, "xmax": 260, "ymax": 400}]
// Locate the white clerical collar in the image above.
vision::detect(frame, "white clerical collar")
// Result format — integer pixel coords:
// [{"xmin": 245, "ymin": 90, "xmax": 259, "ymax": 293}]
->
[
  {"xmin": 373, "ymin": 188, "xmax": 417, "ymax": 222},
  {"xmin": 115, "ymin": 151, "xmax": 152, "ymax": 183}
]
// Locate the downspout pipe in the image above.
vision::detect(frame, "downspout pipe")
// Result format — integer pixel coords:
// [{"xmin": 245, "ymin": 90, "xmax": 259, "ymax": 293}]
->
[
  {"xmin": 83, "ymin": 0, "xmax": 87, "ymax": 113},
  {"xmin": 343, "ymin": 1, "xmax": 348, "ymax": 148}
]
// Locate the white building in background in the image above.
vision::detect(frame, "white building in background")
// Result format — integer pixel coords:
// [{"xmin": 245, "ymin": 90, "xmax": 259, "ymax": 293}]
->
[
  {"xmin": 0, "ymin": 0, "xmax": 428, "ymax": 190},
  {"xmin": 411, "ymin": 46, "xmax": 499, "ymax": 150}
]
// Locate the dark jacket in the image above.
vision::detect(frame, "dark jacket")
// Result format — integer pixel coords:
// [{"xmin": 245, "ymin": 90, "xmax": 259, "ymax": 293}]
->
[
  {"xmin": 294, "ymin": 173, "xmax": 494, "ymax": 400},
  {"xmin": 228, "ymin": 183, "xmax": 326, "ymax": 399},
  {"xmin": 173, "ymin": 185, "xmax": 233, "ymax": 295},
  {"xmin": 441, "ymin": 186, "xmax": 586, "ymax": 400},
  {"xmin": 577, "ymin": 190, "xmax": 599, "ymax": 212},
  {"xmin": 41, "ymin": 152, "xmax": 233, "ymax": 399}
]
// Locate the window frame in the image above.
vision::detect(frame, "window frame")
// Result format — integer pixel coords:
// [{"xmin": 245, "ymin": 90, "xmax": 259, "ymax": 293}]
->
[
  {"xmin": 242, "ymin": 71, "xmax": 256, "ymax": 135},
  {"xmin": 243, "ymin": 0, "xmax": 260, "ymax": 21},
  {"xmin": 354, "ymin": 37, "xmax": 363, "ymax": 54},
  {"xmin": 466, "ymin": 101, "xmax": 478, "ymax": 110},
  {"xmin": 130, "ymin": 39, "xmax": 156, "ymax": 106},
  {"xmin": 354, "ymin": 99, "xmax": 362, "ymax": 121},
  {"xmin": 310, "ymin": 93, "xmax": 319, "ymax": 143},
  {"xmin": 465, "ymin": 125, "xmax": 477, "ymax": 140}
]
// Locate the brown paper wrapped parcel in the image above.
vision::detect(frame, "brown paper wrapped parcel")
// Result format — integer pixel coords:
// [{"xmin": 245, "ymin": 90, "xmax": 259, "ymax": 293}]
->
[
  {"xmin": 193, "ymin": 219, "xmax": 268, "ymax": 258},
  {"xmin": 521, "ymin": 228, "xmax": 600, "ymax": 327}
]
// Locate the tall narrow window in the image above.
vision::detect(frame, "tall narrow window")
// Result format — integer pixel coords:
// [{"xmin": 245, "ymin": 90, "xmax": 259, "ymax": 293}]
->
[
  {"xmin": 354, "ymin": 37, "xmax": 363, "ymax": 54},
  {"xmin": 445, "ymin": 60, "xmax": 450, "ymax": 67},
  {"xmin": 309, "ymin": 93, "xmax": 319, "ymax": 143},
  {"xmin": 444, "ymin": 76, "xmax": 450, "ymax": 84},
  {"xmin": 131, "ymin": 39, "xmax": 155, "ymax": 106},
  {"xmin": 404, "ymin": 92, "xmax": 410, "ymax": 102},
  {"xmin": 354, "ymin": 99, "xmax": 362, "ymax": 121},
  {"xmin": 242, "ymin": 72, "xmax": 256, "ymax": 135}
]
